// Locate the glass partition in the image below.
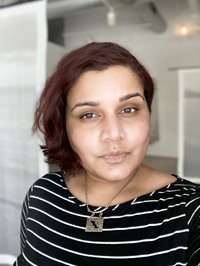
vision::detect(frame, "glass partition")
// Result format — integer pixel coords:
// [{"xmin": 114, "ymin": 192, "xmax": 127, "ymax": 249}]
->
[{"xmin": 178, "ymin": 68, "xmax": 200, "ymax": 183}]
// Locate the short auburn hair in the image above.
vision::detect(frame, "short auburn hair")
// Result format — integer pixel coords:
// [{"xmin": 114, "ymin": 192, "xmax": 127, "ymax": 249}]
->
[{"xmin": 33, "ymin": 42, "xmax": 155, "ymax": 175}]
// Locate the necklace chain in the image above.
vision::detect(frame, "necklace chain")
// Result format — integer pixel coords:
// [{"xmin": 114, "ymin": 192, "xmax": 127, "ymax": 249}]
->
[
  {"xmin": 85, "ymin": 173, "xmax": 133, "ymax": 214},
  {"xmin": 84, "ymin": 173, "xmax": 134, "ymax": 232}
]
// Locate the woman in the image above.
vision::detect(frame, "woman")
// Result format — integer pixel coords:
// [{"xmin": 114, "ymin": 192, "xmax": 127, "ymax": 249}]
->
[{"xmin": 14, "ymin": 42, "xmax": 200, "ymax": 265}]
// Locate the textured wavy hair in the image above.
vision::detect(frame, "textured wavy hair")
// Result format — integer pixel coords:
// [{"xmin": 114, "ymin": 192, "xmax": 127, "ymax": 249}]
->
[{"xmin": 33, "ymin": 42, "xmax": 155, "ymax": 176}]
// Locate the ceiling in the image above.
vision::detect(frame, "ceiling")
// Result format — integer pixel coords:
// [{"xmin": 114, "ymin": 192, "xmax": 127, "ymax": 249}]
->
[
  {"xmin": 0, "ymin": 0, "xmax": 35, "ymax": 7},
  {"xmin": 1, "ymin": 0, "xmax": 200, "ymax": 19},
  {"xmin": 47, "ymin": 0, "xmax": 200, "ymax": 36},
  {"xmin": 46, "ymin": 0, "xmax": 200, "ymax": 20},
  {"xmin": 1, "ymin": 0, "xmax": 200, "ymax": 35}
]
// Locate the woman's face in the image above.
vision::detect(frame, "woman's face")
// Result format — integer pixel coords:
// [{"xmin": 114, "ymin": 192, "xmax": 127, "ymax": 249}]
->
[{"xmin": 66, "ymin": 65, "xmax": 150, "ymax": 182}]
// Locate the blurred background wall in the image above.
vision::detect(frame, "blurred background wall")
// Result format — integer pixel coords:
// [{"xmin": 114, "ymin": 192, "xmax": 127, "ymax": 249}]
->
[{"xmin": 0, "ymin": 0, "xmax": 47, "ymax": 259}]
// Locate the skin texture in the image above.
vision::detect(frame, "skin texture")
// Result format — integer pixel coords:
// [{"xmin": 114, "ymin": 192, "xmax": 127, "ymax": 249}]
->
[{"xmin": 65, "ymin": 66, "xmax": 175, "ymax": 206}]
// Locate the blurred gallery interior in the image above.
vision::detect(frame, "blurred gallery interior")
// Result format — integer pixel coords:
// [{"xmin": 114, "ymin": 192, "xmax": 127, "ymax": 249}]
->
[{"xmin": 0, "ymin": 0, "xmax": 200, "ymax": 263}]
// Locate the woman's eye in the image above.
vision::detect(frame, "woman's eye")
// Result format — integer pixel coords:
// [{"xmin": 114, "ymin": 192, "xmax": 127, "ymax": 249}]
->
[
  {"xmin": 121, "ymin": 107, "xmax": 136, "ymax": 114},
  {"xmin": 80, "ymin": 113, "xmax": 97, "ymax": 119}
]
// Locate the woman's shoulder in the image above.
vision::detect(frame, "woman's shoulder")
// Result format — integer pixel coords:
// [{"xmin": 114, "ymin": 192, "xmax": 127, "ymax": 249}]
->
[
  {"xmin": 142, "ymin": 165, "xmax": 200, "ymax": 199},
  {"xmin": 171, "ymin": 176, "xmax": 200, "ymax": 193},
  {"xmin": 176, "ymin": 178, "xmax": 200, "ymax": 225},
  {"xmin": 166, "ymin": 176, "xmax": 200, "ymax": 210},
  {"xmin": 26, "ymin": 171, "xmax": 66, "ymax": 197},
  {"xmin": 34, "ymin": 171, "xmax": 64, "ymax": 185}
]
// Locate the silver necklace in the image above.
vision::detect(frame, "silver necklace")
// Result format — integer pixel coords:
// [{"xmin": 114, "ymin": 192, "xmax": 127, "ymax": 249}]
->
[{"xmin": 85, "ymin": 174, "xmax": 133, "ymax": 233}]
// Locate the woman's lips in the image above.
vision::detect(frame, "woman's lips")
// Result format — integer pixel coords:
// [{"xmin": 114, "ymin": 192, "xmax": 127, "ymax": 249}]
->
[{"xmin": 100, "ymin": 151, "xmax": 129, "ymax": 163}]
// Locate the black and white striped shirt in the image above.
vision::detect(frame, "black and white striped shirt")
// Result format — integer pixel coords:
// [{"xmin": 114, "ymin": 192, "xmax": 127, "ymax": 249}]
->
[{"xmin": 14, "ymin": 172, "xmax": 200, "ymax": 266}]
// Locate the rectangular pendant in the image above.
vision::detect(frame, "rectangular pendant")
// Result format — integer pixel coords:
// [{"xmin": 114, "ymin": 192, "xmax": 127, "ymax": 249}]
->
[{"xmin": 85, "ymin": 214, "xmax": 104, "ymax": 232}]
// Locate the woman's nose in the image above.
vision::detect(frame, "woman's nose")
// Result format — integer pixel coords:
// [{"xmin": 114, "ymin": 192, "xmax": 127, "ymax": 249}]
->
[{"xmin": 100, "ymin": 115, "xmax": 125, "ymax": 142}]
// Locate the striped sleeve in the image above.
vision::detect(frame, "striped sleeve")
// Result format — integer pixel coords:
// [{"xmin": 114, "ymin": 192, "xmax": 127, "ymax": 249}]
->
[
  {"xmin": 186, "ymin": 190, "xmax": 200, "ymax": 266},
  {"xmin": 20, "ymin": 185, "xmax": 33, "ymax": 251}
]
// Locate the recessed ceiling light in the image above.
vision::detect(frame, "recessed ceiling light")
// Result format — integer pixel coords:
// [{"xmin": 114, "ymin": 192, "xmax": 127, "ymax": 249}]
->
[{"xmin": 175, "ymin": 23, "xmax": 194, "ymax": 37}]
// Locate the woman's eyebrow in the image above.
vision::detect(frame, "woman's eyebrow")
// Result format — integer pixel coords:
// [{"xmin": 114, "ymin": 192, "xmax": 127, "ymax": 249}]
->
[
  {"xmin": 119, "ymin": 93, "xmax": 145, "ymax": 102},
  {"xmin": 71, "ymin": 101, "xmax": 98, "ymax": 112},
  {"xmin": 70, "ymin": 93, "xmax": 144, "ymax": 112}
]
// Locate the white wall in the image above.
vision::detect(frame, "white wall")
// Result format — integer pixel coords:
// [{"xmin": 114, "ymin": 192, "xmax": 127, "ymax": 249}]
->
[
  {"xmin": 63, "ymin": 7, "xmax": 200, "ymax": 158},
  {"xmin": 47, "ymin": 42, "xmax": 67, "ymax": 77},
  {"xmin": 0, "ymin": 1, "xmax": 47, "ymax": 256}
]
